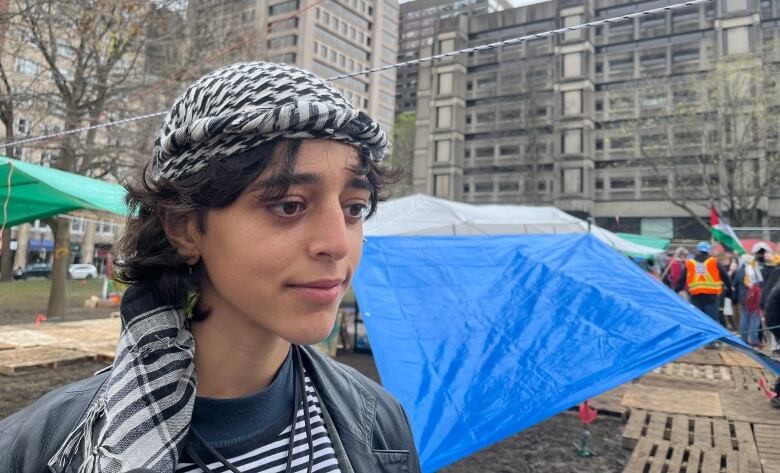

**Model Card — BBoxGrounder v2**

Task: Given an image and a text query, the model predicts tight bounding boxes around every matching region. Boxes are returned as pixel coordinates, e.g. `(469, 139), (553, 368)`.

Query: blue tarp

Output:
(352, 234), (780, 472)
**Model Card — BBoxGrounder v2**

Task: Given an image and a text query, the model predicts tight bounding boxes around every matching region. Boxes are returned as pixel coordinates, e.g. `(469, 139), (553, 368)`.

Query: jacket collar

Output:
(299, 345), (377, 448)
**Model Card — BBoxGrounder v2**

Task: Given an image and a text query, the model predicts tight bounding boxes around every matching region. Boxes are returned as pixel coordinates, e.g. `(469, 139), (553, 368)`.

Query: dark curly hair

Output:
(115, 139), (400, 319)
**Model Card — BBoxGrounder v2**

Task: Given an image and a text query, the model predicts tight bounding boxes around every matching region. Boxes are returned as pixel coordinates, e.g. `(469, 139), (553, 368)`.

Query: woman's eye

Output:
(344, 203), (369, 220)
(270, 201), (306, 217)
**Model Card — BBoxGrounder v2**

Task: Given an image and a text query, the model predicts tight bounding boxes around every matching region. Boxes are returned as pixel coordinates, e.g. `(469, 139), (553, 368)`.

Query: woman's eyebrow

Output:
(348, 177), (373, 192)
(248, 172), (320, 193)
(246, 173), (371, 194)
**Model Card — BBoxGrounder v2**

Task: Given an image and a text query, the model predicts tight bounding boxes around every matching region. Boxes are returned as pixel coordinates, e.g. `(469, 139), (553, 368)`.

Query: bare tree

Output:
(620, 55), (780, 231)
(390, 111), (416, 197)
(3, 0), (183, 317)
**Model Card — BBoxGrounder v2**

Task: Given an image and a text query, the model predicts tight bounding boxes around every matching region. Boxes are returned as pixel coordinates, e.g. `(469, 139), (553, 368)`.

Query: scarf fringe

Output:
(48, 399), (107, 473)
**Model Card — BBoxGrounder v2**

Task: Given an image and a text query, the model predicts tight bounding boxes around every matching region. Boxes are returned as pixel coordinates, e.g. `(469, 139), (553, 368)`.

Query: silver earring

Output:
(188, 265), (193, 276)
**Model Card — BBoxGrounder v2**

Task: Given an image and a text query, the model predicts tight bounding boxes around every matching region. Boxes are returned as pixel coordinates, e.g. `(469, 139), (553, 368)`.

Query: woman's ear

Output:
(160, 211), (202, 265)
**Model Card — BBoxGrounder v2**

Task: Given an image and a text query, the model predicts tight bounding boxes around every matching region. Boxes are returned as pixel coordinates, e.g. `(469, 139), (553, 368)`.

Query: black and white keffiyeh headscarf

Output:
(50, 297), (196, 473)
(50, 61), (388, 472)
(152, 61), (388, 182)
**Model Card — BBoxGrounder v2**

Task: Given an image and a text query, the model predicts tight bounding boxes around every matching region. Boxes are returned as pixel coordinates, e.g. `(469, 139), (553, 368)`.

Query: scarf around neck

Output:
(49, 286), (197, 473)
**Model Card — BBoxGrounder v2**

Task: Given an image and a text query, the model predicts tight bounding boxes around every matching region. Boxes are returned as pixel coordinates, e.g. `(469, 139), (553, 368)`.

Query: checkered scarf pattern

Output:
(48, 305), (196, 472)
(152, 62), (388, 182)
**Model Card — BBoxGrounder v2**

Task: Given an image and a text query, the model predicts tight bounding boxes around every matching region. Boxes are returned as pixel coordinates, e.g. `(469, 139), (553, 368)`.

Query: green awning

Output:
(0, 156), (128, 227)
(616, 232), (670, 251)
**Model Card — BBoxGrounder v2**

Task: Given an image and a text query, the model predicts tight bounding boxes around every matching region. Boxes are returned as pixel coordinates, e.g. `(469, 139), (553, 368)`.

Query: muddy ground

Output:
(1, 349), (630, 472)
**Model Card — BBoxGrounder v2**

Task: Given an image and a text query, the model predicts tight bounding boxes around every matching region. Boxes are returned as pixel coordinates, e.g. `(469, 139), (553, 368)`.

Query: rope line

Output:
(0, 0), (713, 150)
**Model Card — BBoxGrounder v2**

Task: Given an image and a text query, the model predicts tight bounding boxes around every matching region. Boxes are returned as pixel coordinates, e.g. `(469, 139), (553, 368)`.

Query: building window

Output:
(476, 111), (494, 124)
(436, 106), (452, 128)
(269, 0), (298, 16)
(437, 72), (453, 95)
(725, 26), (751, 55)
(562, 168), (582, 193)
(439, 38), (455, 54)
(475, 147), (494, 158)
(16, 117), (28, 134)
(14, 57), (37, 76)
(476, 75), (497, 90)
(70, 218), (84, 233)
(610, 177), (635, 189)
(563, 15), (583, 41)
(267, 34), (297, 49)
(642, 176), (669, 188)
(435, 140), (451, 163)
(609, 52), (634, 78)
(474, 182), (493, 193)
(562, 53), (582, 78)
(433, 175), (450, 197)
(562, 129), (583, 154)
(562, 90), (582, 116)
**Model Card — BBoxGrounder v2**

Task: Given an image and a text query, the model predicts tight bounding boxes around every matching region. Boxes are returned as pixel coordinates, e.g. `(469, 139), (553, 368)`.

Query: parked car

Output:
(68, 264), (99, 280)
(14, 263), (53, 280)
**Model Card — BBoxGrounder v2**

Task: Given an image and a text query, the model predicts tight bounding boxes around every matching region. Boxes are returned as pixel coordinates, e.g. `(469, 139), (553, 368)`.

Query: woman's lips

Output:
(287, 279), (344, 304)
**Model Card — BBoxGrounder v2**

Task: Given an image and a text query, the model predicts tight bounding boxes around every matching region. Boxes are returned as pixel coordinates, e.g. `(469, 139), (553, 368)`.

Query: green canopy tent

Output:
(0, 156), (128, 227)
(616, 232), (671, 253)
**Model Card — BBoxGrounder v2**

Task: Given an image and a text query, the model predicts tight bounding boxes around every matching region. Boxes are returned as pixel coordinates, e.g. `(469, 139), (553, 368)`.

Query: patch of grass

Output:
(0, 278), (107, 313)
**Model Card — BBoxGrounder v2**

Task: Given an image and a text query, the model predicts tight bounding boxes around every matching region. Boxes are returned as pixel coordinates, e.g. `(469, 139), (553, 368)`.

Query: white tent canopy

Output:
(366, 194), (663, 258)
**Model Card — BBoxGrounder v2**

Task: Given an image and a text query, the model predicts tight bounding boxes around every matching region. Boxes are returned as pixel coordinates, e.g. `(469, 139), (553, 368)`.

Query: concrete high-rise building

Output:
(411, 0), (780, 239)
(187, 0), (400, 136)
(396, 0), (512, 113)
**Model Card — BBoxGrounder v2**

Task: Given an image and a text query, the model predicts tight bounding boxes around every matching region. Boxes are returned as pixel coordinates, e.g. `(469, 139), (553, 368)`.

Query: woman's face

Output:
(193, 139), (371, 345)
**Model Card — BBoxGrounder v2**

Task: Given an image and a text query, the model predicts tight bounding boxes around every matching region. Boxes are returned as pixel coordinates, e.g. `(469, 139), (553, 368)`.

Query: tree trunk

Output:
(82, 220), (96, 264)
(46, 217), (71, 320)
(0, 227), (12, 281)
(13, 223), (29, 270)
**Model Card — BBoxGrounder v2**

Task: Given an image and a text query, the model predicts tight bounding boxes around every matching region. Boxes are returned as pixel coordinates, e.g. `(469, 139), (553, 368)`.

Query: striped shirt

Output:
(176, 375), (342, 473)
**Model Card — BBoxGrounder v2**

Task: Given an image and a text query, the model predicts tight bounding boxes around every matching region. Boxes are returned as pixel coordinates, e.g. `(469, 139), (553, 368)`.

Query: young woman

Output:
(0, 62), (421, 473)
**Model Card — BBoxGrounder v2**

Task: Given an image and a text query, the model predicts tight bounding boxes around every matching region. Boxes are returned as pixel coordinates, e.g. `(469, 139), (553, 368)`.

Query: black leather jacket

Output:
(0, 345), (421, 472)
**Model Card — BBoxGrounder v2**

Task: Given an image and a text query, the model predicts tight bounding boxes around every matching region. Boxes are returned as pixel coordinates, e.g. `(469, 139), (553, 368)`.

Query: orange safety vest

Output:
(686, 257), (723, 295)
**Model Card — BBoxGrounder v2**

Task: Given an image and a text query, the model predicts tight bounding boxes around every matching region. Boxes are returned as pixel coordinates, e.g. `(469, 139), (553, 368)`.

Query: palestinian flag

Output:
(711, 206), (746, 254)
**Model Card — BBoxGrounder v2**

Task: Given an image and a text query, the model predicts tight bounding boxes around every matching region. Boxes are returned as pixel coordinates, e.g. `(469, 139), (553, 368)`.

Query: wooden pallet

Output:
(0, 346), (93, 375)
(730, 365), (777, 392)
(73, 341), (119, 362)
(638, 373), (733, 392)
(754, 424), (780, 473)
(721, 351), (764, 369)
(623, 437), (761, 473)
(721, 390), (780, 425)
(675, 349), (726, 366)
(622, 385), (723, 417)
(590, 385), (630, 417)
(622, 410), (762, 473)
(653, 363), (733, 382)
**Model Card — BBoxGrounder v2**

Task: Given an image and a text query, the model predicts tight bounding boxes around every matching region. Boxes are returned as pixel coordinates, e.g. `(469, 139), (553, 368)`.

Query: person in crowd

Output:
(753, 242), (775, 282)
(721, 253), (739, 330)
(641, 255), (661, 280)
(0, 62), (421, 473)
(675, 242), (732, 335)
(662, 246), (688, 293)
(760, 273), (780, 406)
(735, 253), (763, 347)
